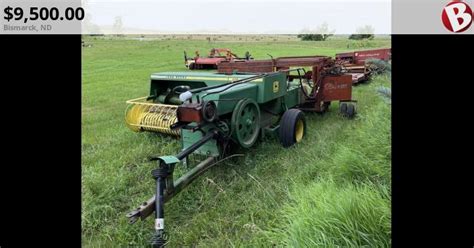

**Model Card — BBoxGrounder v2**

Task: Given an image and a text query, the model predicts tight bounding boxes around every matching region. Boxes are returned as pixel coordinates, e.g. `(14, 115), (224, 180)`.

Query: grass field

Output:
(82, 35), (391, 247)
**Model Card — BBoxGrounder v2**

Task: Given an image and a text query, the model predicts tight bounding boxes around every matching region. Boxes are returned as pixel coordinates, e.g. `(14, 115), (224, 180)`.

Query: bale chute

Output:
(125, 97), (180, 136)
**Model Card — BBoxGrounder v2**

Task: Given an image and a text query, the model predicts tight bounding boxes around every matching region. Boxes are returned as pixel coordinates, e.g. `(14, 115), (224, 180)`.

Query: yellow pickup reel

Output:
(125, 97), (179, 136)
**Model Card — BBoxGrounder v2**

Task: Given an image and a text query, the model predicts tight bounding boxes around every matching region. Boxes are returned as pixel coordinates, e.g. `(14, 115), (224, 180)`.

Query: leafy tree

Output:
(349, 25), (375, 40)
(298, 34), (325, 41)
(298, 22), (335, 41)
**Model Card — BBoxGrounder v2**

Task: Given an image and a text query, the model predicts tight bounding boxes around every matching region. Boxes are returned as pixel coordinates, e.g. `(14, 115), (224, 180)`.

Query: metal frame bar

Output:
(126, 156), (216, 223)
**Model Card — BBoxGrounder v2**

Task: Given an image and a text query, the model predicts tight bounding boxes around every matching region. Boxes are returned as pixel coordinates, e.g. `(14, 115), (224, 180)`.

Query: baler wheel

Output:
(279, 109), (306, 148)
(231, 99), (261, 148)
(346, 104), (356, 118)
(340, 102), (347, 115)
(339, 102), (356, 118)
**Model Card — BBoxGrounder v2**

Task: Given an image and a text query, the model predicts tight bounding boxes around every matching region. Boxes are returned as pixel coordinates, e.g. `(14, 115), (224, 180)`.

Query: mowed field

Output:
(82, 35), (391, 247)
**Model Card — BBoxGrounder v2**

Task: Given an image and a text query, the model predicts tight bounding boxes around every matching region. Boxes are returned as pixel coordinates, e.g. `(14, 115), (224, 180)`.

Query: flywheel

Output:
(231, 98), (260, 148)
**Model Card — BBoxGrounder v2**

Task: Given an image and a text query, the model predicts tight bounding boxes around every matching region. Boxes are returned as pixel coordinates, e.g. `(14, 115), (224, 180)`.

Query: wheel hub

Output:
(231, 99), (260, 148)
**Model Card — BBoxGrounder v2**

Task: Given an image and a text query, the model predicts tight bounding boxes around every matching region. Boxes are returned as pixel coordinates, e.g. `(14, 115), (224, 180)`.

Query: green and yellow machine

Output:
(126, 71), (303, 146)
(125, 64), (356, 247)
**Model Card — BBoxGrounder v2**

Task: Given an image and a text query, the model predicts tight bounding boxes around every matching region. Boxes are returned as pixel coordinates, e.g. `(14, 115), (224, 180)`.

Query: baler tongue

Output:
(125, 97), (180, 136)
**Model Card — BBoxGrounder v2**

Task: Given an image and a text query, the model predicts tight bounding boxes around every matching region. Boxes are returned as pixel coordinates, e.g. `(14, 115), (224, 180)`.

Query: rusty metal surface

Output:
(342, 64), (366, 73)
(177, 103), (203, 123)
(217, 56), (355, 112)
(353, 48), (391, 64)
(194, 57), (227, 65)
(217, 60), (274, 74)
(336, 48), (391, 65)
(274, 55), (332, 67)
(349, 73), (367, 84)
(187, 48), (252, 69)
(335, 52), (355, 61)
(320, 74), (353, 101)
(335, 48), (392, 83)
(217, 55), (333, 74)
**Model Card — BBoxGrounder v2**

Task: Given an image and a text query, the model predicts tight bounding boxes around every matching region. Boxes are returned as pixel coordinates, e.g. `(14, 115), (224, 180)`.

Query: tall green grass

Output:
(272, 76), (391, 247)
(328, 101), (391, 185)
(278, 179), (390, 247)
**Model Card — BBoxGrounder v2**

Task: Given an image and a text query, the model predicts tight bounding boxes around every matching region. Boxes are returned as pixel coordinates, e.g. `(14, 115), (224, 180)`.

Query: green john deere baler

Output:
(125, 67), (356, 247)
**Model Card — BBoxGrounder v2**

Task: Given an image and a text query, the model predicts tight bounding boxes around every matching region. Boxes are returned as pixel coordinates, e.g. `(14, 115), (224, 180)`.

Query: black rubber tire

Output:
(188, 63), (195, 70)
(340, 102), (347, 115)
(279, 109), (306, 148)
(346, 104), (356, 118)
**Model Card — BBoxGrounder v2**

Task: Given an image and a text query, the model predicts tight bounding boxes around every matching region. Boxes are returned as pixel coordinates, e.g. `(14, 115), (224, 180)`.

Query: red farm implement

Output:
(184, 48), (252, 70)
(335, 48), (392, 83)
(218, 55), (356, 113)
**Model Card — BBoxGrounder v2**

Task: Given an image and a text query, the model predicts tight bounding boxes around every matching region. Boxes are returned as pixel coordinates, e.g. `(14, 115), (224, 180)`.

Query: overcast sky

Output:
(85, 0), (391, 34)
